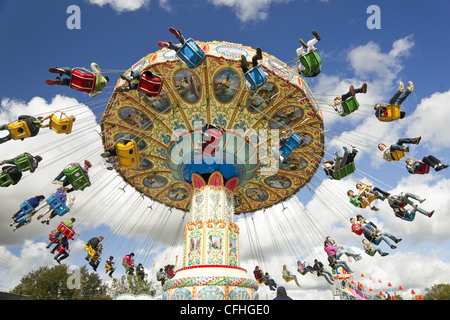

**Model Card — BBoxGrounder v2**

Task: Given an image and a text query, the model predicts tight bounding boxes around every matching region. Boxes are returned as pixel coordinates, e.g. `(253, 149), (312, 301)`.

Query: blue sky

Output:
(1, 0), (450, 300)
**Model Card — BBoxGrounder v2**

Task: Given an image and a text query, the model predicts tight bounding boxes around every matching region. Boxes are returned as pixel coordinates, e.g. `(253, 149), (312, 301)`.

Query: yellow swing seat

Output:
(388, 149), (406, 162)
(359, 194), (376, 209)
(84, 244), (96, 258)
(7, 121), (31, 140)
(116, 140), (140, 169)
(49, 113), (74, 134)
(377, 104), (401, 122)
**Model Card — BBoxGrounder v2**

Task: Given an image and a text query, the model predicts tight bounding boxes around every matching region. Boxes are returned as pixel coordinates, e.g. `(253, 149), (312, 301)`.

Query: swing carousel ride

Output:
(3, 27), (429, 301)
(100, 39), (325, 300)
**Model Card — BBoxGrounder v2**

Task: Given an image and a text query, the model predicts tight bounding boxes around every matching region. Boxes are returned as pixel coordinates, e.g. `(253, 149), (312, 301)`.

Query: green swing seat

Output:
(14, 153), (35, 172)
(298, 49), (322, 77)
(365, 249), (377, 257)
(0, 172), (13, 187)
(63, 164), (91, 191)
(331, 162), (356, 180)
(339, 96), (360, 117)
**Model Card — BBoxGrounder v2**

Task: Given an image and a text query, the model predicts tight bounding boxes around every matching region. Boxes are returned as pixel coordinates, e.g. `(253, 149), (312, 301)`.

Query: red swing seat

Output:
(414, 163), (430, 174)
(137, 71), (163, 97)
(56, 245), (67, 254)
(202, 127), (223, 157)
(69, 69), (97, 93)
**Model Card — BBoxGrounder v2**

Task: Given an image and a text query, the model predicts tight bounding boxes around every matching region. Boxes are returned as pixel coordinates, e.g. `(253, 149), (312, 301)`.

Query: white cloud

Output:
(404, 90), (450, 153)
(207, 0), (292, 22)
(88, 0), (171, 13)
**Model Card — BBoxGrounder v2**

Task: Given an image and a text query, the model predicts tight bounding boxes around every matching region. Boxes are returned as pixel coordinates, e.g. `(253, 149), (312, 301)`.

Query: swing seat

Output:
(19, 200), (35, 215)
(122, 260), (133, 271)
(16, 213), (28, 224)
(84, 244), (96, 258)
(279, 132), (302, 159)
(298, 49), (322, 77)
(377, 104), (401, 122)
(201, 127), (223, 157)
(116, 141), (140, 169)
(0, 172), (13, 187)
(46, 193), (70, 216)
(49, 232), (58, 243)
(359, 194), (376, 209)
(7, 121), (31, 140)
(137, 71), (163, 97)
(176, 38), (206, 69)
(414, 163), (430, 175)
(69, 69), (96, 93)
(331, 162), (356, 180)
(388, 150), (406, 162)
(283, 276), (294, 283)
(365, 249), (377, 257)
(105, 262), (113, 272)
(244, 65), (268, 91)
(13, 153), (34, 172)
(56, 245), (67, 254)
(57, 221), (76, 239)
(49, 113), (74, 134)
(63, 164), (91, 191)
(339, 96), (360, 117)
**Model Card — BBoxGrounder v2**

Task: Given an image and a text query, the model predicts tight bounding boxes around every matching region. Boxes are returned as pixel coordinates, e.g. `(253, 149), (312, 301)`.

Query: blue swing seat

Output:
(176, 38), (206, 69)
(279, 132), (302, 159)
(244, 65), (268, 91)
(20, 201), (35, 215)
(46, 193), (70, 216)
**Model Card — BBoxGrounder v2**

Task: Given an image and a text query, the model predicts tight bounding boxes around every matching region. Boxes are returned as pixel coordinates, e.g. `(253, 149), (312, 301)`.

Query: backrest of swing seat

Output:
(116, 141), (140, 169)
(63, 164), (91, 190)
(340, 96), (360, 117)
(16, 214), (27, 224)
(57, 222), (75, 239)
(359, 195), (376, 209)
(138, 72), (163, 97)
(299, 49), (322, 76)
(49, 232), (58, 243)
(244, 65), (268, 91)
(0, 172), (13, 187)
(389, 150), (405, 162)
(69, 69), (96, 93)
(46, 194), (70, 216)
(417, 163), (430, 174)
(56, 245), (67, 254)
(14, 153), (34, 172)
(84, 244), (96, 257)
(20, 201), (34, 215)
(279, 133), (302, 158)
(378, 104), (401, 122)
(331, 162), (356, 180)
(177, 38), (206, 69)
(49, 114), (74, 134)
(7, 120), (31, 140)
(105, 262), (112, 271)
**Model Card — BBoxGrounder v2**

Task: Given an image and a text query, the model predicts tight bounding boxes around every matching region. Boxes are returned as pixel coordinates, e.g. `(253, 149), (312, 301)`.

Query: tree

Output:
(108, 274), (156, 298)
(423, 283), (450, 300)
(11, 264), (110, 300)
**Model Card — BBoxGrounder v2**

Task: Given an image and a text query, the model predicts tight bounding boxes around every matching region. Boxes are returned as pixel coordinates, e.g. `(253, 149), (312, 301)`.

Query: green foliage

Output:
(107, 274), (156, 298)
(10, 264), (110, 300)
(423, 283), (450, 300)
